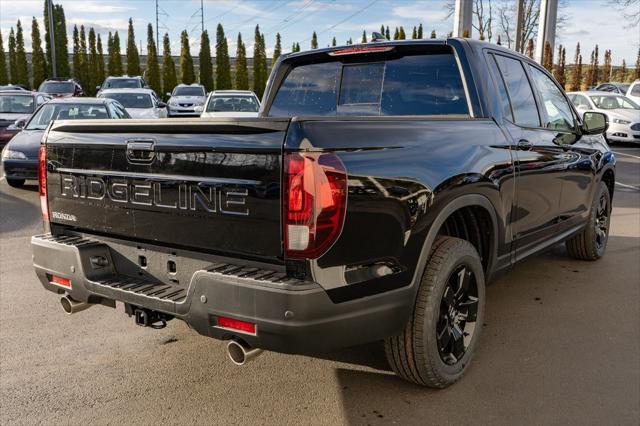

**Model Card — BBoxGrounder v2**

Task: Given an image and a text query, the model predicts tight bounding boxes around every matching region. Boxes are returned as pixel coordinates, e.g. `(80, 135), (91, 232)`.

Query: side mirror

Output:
(158, 102), (167, 108)
(194, 105), (204, 113)
(8, 118), (26, 130)
(166, 92), (171, 97)
(581, 111), (608, 135)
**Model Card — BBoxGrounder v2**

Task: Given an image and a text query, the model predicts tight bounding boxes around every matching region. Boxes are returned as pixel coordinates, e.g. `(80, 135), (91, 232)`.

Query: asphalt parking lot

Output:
(0, 145), (638, 426)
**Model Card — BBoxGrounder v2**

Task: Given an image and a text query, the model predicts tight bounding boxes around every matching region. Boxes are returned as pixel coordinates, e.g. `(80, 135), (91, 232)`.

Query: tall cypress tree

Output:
(72, 26), (81, 82)
(332, 37), (337, 47)
(111, 32), (123, 75)
(618, 60), (627, 82)
(235, 33), (248, 90)
(253, 25), (265, 98)
(602, 49), (612, 82)
(385, 26), (390, 40)
(126, 18), (140, 76)
(635, 49), (640, 80)
(179, 30), (195, 84)
(542, 41), (553, 73)
(44, 2), (69, 77)
(31, 17), (47, 89)
(87, 28), (98, 95)
(198, 29), (213, 92)
(311, 31), (318, 49)
(418, 23), (423, 39)
(399, 26), (406, 40)
(411, 26), (417, 39)
(161, 33), (177, 95)
(570, 43), (583, 92)
(260, 33), (268, 80)
(272, 33), (282, 64)
(0, 32), (7, 85)
(430, 30), (437, 39)
(361, 30), (367, 43)
(393, 27), (399, 40)
(380, 25), (385, 36)
(215, 24), (231, 90)
(8, 29), (16, 84)
(79, 25), (89, 88)
(96, 34), (105, 85)
(146, 23), (162, 94)
(525, 39), (534, 58)
(15, 21), (29, 87)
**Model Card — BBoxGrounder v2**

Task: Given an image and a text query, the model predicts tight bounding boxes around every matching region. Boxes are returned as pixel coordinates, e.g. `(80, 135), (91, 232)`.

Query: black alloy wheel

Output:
(436, 264), (479, 365)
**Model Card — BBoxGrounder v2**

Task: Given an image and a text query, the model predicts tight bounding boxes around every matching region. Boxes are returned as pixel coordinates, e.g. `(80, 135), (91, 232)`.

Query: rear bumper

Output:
(31, 233), (412, 354)
(2, 159), (38, 179)
(167, 107), (200, 117)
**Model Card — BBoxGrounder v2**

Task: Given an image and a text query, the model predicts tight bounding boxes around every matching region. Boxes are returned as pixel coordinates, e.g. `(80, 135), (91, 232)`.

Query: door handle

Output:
(517, 139), (533, 150)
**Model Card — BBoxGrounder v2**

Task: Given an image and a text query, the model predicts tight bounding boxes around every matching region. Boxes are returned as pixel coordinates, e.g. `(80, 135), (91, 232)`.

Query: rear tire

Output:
(6, 178), (25, 188)
(566, 182), (611, 260)
(385, 236), (485, 388)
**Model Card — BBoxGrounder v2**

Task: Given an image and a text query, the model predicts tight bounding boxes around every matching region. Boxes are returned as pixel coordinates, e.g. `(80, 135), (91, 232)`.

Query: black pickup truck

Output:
(32, 38), (615, 388)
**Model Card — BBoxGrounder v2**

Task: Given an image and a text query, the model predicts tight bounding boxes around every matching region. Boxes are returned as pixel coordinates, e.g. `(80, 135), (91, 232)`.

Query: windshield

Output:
(104, 78), (142, 89)
(206, 96), (259, 112)
(0, 95), (34, 113)
(39, 82), (75, 93)
(173, 86), (205, 97)
(590, 95), (640, 110)
(26, 103), (110, 130)
(102, 93), (153, 108)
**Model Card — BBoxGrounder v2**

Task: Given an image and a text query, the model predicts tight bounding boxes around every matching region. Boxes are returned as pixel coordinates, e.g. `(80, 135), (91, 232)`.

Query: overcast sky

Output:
(0, 0), (638, 66)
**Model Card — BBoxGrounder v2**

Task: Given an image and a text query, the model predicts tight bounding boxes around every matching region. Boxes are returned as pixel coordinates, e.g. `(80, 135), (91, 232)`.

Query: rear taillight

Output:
(284, 152), (347, 259)
(38, 145), (49, 221)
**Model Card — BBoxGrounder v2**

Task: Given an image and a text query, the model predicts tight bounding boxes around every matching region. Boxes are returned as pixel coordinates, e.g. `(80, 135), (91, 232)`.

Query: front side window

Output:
(493, 55), (540, 127)
(0, 95), (35, 113)
(528, 65), (575, 131)
(269, 49), (468, 117)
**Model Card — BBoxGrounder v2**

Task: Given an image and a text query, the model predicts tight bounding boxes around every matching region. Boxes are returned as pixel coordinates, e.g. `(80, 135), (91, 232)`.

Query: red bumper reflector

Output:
(217, 316), (256, 335)
(51, 275), (71, 288)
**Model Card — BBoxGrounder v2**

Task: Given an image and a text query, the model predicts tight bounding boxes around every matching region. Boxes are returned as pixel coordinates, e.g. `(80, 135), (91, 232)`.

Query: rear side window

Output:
(269, 50), (468, 117)
(493, 55), (540, 127)
(487, 54), (513, 121)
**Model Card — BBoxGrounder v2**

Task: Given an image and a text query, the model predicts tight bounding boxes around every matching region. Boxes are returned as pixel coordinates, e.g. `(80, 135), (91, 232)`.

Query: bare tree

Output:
(608, 0), (640, 27)
(444, 0), (494, 41)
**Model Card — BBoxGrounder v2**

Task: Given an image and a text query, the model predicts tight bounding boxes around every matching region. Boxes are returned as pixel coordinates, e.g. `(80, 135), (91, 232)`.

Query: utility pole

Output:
(453, 0), (472, 38)
(535, 0), (558, 64)
(47, 0), (57, 77)
(201, 0), (204, 34)
(156, 0), (160, 52)
(514, 0), (524, 53)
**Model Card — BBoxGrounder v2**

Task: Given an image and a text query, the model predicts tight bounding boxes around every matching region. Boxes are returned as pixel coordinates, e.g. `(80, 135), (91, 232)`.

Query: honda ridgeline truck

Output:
(32, 39), (615, 388)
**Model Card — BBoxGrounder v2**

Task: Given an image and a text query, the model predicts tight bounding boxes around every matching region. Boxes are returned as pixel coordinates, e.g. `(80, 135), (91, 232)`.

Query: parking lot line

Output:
(613, 151), (640, 160)
(615, 181), (640, 191)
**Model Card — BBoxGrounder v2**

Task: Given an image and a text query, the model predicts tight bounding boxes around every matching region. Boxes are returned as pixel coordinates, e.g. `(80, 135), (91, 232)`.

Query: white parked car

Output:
(199, 90), (261, 118)
(626, 80), (640, 105)
(568, 91), (640, 144)
(98, 88), (167, 119)
(167, 84), (206, 117)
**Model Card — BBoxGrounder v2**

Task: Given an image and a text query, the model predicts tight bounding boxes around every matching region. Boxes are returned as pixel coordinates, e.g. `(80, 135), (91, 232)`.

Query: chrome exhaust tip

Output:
(226, 340), (263, 366)
(60, 295), (92, 315)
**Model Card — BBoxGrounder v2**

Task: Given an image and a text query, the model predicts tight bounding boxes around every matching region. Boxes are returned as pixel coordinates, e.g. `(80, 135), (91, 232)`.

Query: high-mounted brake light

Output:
(284, 152), (347, 259)
(328, 46), (394, 56)
(38, 145), (49, 221)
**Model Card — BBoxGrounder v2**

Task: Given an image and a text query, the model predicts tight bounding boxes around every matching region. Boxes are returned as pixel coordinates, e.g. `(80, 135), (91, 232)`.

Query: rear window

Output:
(39, 82), (75, 93)
(268, 49), (468, 117)
(104, 78), (142, 89)
(102, 92), (153, 108)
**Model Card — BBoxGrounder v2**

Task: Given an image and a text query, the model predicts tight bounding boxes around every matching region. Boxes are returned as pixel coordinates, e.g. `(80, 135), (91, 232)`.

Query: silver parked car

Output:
(199, 90), (261, 118)
(99, 88), (167, 119)
(166, 84), (206, 117)
(568, 91), (640, 143)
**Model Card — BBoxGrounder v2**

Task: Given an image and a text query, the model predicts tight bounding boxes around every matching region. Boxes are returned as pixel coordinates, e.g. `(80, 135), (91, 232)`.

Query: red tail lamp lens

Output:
(284, 152), (347, 259)
(38, 145), (49, 221)
(51, 275), (71, 288)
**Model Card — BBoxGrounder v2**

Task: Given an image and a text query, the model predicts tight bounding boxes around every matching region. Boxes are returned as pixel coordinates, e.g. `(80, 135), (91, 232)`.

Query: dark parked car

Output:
(0, 91), (51, 147)
(38, 78), (85, 98)
(32, 38), (614, 388)
(2, 97), (129, 188)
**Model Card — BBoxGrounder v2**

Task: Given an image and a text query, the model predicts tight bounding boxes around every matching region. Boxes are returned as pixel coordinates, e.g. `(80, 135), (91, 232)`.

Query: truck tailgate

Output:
(44, 119), (289, 259)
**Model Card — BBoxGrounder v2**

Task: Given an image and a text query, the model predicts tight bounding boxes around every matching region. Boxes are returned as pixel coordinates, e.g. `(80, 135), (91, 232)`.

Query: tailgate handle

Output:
(126, 140), (156, 164)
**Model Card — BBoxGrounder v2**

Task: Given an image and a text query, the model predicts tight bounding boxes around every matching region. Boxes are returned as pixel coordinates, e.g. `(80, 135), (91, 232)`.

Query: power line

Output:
(308, 0), (380, 40)
(264, 0), (315, 35)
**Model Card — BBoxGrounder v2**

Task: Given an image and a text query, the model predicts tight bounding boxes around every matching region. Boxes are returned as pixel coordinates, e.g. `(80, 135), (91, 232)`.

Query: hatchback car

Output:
(99, 88), (167, 119)
(568, 91), (640, 143)
(166, 84), (206, 117)
(0, 91), (51, 147)
(199, 90), (261, 118)
(38, 78), (85, 98)
(1, 98), (129, 188)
